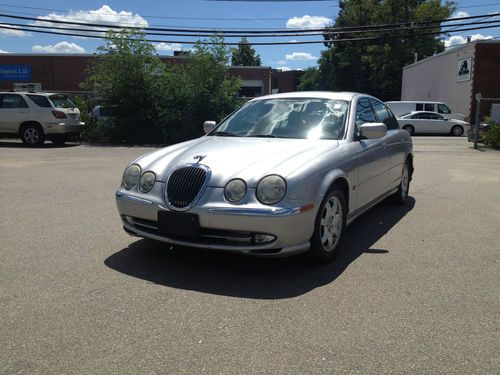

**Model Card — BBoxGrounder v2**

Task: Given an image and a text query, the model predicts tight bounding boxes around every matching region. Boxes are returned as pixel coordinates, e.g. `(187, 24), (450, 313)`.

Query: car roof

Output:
(399, 111), (441, 117)
(248, 91), (367, 102)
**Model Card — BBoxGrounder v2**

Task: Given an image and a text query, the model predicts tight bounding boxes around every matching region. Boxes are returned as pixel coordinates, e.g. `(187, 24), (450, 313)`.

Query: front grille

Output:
(166, 166), (207, 209)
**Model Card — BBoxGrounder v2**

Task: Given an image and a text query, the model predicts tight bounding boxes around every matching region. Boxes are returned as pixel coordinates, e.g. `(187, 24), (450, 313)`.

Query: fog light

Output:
(253, 234), (276, 244)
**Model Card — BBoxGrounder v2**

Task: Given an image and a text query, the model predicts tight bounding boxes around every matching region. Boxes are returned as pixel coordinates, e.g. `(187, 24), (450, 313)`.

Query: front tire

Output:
(20, 123), (45, 146)
(309, 187), (346, 263)
(393, 159), (411, 205)
(450, 125), (464, 137)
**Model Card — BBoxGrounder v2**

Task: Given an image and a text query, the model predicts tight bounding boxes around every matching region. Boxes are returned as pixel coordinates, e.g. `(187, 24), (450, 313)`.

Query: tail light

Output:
(52, 110), (67, 119)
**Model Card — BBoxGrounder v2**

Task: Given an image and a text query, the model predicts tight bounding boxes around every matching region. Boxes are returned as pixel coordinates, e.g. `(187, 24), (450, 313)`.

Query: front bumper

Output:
(115, 187), (316, 257)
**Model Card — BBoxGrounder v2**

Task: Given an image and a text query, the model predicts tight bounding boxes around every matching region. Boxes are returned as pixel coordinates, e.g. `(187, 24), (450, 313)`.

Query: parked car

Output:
(115, 92), (414, 262)
(397, 111), (469, 136)
(0, 92), (84, 146)
(386, 101), (465, 121)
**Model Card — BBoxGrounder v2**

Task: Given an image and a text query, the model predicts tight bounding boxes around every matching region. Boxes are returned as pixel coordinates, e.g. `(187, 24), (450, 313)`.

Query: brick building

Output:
(401, 40), (500, 122)
(0, 53), (301, 97)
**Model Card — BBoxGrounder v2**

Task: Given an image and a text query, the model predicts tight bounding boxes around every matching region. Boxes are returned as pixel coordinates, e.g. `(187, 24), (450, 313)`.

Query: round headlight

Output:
(122, 164), (141, 190)
(139, 171), (156, 193)
(225, 179), (247, 203)
(256, 175), (286, 205)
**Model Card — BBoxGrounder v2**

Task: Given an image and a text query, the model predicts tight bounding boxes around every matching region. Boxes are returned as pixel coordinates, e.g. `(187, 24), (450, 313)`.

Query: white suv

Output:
(0, 92), (85, 146)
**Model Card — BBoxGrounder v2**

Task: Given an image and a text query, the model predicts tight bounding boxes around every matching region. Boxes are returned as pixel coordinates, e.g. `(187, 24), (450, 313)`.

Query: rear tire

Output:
(309, 186), (347, 263)
(402, 125), (414, 136)
(20, 123), (45, 146)
(450, 125), (464, 137)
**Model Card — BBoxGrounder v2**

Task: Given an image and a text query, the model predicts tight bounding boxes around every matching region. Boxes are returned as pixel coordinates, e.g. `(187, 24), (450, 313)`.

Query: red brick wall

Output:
(470, 43), (500, 121)
(0, 54), (272, 95)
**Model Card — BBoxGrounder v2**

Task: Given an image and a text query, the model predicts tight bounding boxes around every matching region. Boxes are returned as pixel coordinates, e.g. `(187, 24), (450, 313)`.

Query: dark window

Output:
(0, 94), (28, 109)
(371, 99), (399, 130)
(27, 95), (51, 108)
(355, 98), (376, 126)
(437, 104), (451, 114)
(424, 103), (434, 112)
(428, 113), (443, 120)
(416, 103), (423, 111)
(412, 113), (428, 119)
(49, 94), (75, 108)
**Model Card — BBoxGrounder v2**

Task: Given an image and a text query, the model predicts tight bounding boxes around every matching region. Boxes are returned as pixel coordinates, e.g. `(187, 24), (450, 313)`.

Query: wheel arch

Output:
(317, 170), (351, 216)
(19, 120), (44, 135)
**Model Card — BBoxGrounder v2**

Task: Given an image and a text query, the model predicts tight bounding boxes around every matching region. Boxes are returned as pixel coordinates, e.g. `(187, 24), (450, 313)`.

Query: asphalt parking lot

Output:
(0, 137), (499, 374)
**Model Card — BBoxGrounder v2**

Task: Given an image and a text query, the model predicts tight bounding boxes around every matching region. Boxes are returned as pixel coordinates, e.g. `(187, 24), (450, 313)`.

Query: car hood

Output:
(136, 136), (340, 187)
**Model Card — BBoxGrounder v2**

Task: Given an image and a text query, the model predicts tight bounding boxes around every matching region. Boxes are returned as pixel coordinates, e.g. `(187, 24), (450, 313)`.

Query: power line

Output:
(0, 22), (498, 45)
(2, 18), (499, 39)
(0, 11), (498, 34)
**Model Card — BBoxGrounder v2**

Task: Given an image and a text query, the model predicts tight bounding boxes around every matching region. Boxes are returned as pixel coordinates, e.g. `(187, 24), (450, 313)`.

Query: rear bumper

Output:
(44, 122), (85, 135)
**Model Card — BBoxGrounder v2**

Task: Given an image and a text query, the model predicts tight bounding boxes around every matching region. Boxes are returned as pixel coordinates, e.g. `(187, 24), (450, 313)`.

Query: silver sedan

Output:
(116, 92), (414, 262)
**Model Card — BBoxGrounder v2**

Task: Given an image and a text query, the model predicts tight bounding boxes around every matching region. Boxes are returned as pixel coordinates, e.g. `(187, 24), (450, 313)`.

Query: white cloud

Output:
(289, 39), (298, 43)
(444, 33), (493, 47)
(286, 15), (332, 29)
(285, 52), (317, 61)
(449, 11), (470, 19)
(31, 5), (148, 37)
(0, 49), (9, 53)
(276, 60), (287, 65)
(32, 41), (86, 54)
(0, 24), (31, 37)
(155, 43), (183, 52)
(277, 66), (292, 71)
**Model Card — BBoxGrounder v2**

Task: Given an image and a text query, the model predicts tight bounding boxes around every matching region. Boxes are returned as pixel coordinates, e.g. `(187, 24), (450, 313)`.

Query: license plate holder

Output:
(158, 211), (200, 238)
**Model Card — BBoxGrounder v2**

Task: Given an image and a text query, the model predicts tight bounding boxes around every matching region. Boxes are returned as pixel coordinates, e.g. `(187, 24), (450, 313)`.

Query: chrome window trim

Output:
(164, 163), (212, 212)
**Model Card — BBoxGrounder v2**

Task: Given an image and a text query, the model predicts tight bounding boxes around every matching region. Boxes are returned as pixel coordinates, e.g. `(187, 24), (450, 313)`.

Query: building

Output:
(0, 53), (303, 98)
(401, 40), (500, 122)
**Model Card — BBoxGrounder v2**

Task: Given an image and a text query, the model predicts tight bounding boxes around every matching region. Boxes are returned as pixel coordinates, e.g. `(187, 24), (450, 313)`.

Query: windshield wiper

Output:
(210, 131), (237, 137)
(247, 134), (281, 138)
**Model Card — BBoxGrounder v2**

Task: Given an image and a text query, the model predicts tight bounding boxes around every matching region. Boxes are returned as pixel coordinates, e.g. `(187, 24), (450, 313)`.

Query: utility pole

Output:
(474, 93), (481, 149)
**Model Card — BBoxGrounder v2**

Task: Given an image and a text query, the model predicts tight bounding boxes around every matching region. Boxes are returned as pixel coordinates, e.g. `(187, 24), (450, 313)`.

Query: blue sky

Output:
(0, 0), (499, 70)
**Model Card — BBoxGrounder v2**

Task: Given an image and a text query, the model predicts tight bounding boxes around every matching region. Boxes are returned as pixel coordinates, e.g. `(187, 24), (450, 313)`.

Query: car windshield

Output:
(211, 98), (349, 140)
(49, 94), (75, 109)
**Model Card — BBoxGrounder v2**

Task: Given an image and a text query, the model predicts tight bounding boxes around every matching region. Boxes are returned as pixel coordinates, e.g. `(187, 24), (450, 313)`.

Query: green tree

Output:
(82, 30), (166, 143)
(231, 37), (262, 66)
(83, 31), (241, 144)
(303, 0), (455, 100)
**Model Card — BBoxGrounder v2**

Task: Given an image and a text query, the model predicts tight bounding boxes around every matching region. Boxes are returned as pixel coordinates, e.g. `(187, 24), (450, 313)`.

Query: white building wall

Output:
(401, 43), (475, 119)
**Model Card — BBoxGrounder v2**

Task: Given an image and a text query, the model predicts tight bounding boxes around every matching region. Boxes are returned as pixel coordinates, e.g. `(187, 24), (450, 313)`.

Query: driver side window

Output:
(354, 98), (376, 136)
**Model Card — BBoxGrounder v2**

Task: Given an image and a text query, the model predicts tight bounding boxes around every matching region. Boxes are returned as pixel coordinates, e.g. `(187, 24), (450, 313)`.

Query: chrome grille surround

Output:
(164, 164), (211, 211)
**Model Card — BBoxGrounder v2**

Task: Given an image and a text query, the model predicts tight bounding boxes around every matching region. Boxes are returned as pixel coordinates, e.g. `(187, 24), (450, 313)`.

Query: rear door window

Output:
(424, 103), (435, 112)
(416, 103), (423, 111)
(371, 99), (399, 130)
(49, 94), (75, 109)
(27, 95), (52, 108)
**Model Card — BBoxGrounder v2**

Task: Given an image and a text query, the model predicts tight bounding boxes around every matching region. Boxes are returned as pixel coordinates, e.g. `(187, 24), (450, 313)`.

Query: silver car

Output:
(397, 111), (469, 136)
(116, 92), (414, 262)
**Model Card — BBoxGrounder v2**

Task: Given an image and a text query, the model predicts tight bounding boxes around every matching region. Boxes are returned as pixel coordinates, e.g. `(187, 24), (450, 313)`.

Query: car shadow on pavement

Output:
(105, 197), (415, 299)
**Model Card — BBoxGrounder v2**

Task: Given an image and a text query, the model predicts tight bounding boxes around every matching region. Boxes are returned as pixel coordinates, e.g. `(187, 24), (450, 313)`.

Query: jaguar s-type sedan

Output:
(116, 92), (414, 262)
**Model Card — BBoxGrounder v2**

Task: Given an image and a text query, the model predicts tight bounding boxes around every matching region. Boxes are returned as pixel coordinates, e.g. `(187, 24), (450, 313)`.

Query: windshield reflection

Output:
(210, 98), (349, 140)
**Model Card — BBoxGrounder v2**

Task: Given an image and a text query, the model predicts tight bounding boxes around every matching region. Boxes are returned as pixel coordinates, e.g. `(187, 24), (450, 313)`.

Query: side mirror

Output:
(203, 121), (216, 134)
(359, 123), (387, 139)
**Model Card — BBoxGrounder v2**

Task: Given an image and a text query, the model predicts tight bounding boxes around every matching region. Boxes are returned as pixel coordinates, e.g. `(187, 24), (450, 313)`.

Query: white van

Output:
(385, 101), (465, 121)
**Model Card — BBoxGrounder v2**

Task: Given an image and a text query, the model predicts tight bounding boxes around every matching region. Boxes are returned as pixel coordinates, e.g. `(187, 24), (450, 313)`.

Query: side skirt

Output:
(346, 188), (398, 226)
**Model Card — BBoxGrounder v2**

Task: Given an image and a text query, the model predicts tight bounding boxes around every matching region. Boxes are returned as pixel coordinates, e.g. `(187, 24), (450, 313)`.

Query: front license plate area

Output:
(158, 211), (200, 238)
